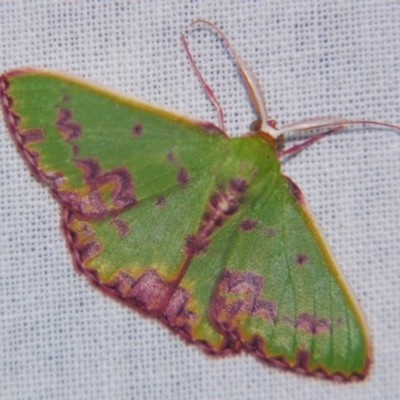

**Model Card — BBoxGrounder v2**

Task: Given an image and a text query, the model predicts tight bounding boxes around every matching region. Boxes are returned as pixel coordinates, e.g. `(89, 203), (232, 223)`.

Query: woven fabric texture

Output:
(1, 1), (399, 399)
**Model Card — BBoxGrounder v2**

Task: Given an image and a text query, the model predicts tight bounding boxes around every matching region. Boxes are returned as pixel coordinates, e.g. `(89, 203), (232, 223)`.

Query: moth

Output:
(2, 20), (397, 381)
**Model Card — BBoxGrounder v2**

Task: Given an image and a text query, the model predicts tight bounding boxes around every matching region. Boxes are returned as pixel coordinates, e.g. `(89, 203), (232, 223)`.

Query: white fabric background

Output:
(1, 1), (399, 399)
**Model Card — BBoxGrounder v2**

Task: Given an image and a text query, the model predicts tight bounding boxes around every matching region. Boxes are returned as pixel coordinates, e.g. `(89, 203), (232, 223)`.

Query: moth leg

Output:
(278, 126), (343, 158)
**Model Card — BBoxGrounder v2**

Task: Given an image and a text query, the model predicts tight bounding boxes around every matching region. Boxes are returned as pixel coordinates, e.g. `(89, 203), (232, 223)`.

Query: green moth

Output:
(2, 20), (396, 382)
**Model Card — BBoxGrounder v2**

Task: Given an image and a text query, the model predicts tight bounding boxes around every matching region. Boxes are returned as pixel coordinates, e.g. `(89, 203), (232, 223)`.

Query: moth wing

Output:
(1, 69), (233, 351)
(194, 169), (371, 380)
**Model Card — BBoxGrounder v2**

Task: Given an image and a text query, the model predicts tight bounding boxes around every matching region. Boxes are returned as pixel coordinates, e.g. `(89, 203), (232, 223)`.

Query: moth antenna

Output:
(185, 20), (400, 148)
(181, 33), (225, 131)
(187, 19), (277, 137)
(276, 116), (400, 157)
(278, 117), (400, 158)
(278, 116), (400, 135)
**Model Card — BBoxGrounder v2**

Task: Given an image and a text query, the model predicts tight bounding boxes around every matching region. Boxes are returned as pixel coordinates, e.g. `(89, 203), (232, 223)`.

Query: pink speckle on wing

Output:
(132, 122), (143, 137)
